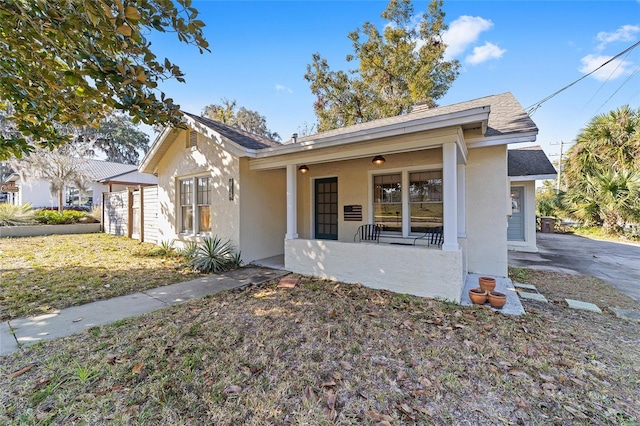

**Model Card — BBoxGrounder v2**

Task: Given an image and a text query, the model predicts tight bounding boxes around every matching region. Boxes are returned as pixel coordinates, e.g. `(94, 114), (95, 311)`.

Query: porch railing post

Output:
(442, 142), (459, 251)
(285, 164), (299, 239)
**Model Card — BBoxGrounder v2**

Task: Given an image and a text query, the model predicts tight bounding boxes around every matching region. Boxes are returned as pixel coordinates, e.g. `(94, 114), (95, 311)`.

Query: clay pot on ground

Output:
(469, 288), (488, 305)
(479, 276), (496, 293)
(488, 291), (507, 309)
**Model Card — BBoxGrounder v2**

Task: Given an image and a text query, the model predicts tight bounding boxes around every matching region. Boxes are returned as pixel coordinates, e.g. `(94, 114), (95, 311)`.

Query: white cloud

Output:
(275, 84), (292, 94)
(442, 16), (493, 59)
(465, 42), (506, 65)
(579, 54), (632, 81)
(596, 24), (640, 49)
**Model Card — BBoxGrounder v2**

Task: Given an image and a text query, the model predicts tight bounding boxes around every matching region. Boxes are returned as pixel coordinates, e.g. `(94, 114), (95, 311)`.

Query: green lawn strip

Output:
(1, 277), (639, 424)
(0, 234), (200, 319)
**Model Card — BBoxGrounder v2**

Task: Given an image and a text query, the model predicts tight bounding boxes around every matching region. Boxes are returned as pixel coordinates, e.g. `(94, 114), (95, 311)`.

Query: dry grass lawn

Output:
(0, 234), (200, 320)
(1, 270), (639, 425)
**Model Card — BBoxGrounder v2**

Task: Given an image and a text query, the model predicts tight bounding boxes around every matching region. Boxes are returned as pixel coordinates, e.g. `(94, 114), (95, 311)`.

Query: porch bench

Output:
(354, 224), (381, 243)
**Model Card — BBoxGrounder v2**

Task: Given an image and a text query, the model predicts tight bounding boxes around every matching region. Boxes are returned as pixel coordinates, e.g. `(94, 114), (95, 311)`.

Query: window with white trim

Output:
(408, 170), (443, 233)
(372, 169), (443, 236)
(373, 173), (402, 233)
(179, 176), (212, 234)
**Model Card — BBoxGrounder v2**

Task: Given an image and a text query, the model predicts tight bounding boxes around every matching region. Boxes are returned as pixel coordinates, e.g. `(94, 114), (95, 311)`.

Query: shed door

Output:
(507, 186), (525, 241)
(315, 177), (338, 240)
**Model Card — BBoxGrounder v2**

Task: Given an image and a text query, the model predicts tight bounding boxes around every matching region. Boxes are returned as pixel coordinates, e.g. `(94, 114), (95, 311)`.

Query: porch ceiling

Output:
(249, 127), (462, 171)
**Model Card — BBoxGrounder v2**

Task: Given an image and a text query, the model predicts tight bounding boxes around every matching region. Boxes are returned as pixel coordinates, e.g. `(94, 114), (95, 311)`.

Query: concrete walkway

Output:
(0, 266), (289, 357)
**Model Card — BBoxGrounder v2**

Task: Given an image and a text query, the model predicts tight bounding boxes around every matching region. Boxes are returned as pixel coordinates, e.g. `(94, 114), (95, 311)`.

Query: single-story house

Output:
(7, 159), (157, 209)
(140, 92), (538, 302)
(507, 146), (557, 253)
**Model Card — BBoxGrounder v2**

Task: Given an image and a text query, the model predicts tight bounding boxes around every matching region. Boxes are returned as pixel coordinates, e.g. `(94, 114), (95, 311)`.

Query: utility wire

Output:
(526, 40), (640, 116)
(592, 62), (640, 115)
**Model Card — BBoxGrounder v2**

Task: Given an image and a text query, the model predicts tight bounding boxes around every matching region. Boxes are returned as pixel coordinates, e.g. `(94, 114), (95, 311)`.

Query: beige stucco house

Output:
(140, 92), (538, 303)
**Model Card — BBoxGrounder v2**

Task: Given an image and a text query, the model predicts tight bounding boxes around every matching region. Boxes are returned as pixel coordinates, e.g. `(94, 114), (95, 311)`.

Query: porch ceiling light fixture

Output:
(372, 155), (386, 165)
(298, 165), (310, 173)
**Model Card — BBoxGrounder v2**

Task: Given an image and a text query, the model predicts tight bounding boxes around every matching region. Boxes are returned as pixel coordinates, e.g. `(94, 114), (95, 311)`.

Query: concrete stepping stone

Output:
(609, 307), (640, 322)
(565, 299), (602, 313)
(514, 282), (538, 291)
(518, 292), (548, 302)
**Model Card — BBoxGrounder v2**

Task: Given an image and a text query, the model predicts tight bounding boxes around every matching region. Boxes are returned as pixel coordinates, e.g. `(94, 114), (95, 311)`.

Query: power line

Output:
(526, 40), (640, 116)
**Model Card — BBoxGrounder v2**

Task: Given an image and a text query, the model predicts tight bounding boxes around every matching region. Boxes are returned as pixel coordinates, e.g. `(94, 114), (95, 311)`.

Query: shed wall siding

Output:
(142, 186), (159, 244)
(103, 190), (129, 236)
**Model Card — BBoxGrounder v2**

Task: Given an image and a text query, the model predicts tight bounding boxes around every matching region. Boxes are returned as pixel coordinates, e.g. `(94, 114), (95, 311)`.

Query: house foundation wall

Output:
(285, 239), (464, 302)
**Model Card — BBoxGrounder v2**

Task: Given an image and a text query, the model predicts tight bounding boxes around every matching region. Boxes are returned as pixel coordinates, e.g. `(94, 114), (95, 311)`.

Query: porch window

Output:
(409, 171), (443, 233)
(373, 173), (402, 233)
(372, 169), (443, 236)
(179, 176), (212, 234)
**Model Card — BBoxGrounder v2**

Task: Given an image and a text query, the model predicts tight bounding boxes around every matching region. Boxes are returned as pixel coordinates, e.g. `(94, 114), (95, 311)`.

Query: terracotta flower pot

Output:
(469, 288), (488, 305)
(488, 291), (507, 309)
(479, 276), (496, 293)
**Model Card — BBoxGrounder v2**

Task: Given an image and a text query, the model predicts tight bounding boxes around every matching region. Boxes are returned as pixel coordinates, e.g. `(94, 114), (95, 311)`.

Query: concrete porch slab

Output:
(460, 274), (525, 315)
(565, 299), (602, 313)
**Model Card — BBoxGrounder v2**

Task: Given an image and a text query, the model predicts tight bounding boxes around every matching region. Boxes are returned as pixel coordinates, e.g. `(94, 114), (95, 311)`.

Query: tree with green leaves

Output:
(8, 145), (92, 213)
(202, 99), (281, 141)
(74, 115), (150, 165)
(304, 0), (459, 132)
(563, 105), (640, 231)
(0, 0), (209, 160)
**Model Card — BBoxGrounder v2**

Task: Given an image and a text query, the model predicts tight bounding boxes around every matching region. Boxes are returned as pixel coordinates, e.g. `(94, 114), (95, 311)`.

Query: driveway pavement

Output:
(509, 232), (640, 301)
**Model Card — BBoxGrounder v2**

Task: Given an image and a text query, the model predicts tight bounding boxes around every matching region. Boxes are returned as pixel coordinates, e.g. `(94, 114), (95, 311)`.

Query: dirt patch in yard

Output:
(1, 275), (638, 425)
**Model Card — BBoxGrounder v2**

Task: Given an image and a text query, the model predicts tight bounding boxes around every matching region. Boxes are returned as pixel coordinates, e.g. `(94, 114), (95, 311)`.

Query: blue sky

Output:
(148, 0), (640, 160)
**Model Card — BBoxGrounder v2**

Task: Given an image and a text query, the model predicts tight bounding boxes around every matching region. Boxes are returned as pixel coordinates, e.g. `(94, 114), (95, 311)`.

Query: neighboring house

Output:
(8, 159), (157, 209)
(140, 92), (538, 302)
(507, 146), (557, 253)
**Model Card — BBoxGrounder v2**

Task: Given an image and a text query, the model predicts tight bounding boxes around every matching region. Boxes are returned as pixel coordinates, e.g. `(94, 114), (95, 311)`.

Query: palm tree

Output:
(563, 106), (640, 231)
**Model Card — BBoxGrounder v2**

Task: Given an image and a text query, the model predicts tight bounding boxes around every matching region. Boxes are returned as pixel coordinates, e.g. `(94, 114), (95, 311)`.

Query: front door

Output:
(315, 177), (338, 240)
(507, 186), (525, 241)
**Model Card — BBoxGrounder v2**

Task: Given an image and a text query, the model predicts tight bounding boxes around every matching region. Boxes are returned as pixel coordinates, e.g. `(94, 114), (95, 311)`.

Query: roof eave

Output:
(509, 173), (557, 181)
(253, 107), (491, 159)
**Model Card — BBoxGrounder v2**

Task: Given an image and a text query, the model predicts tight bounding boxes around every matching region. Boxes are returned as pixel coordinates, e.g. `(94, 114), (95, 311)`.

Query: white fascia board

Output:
(252, 107), (491, 159)
(139, 125), (173, 173)
(466, 132), (538, 148)
(509, 174), (557, 182)
(456, 127), (468, 164)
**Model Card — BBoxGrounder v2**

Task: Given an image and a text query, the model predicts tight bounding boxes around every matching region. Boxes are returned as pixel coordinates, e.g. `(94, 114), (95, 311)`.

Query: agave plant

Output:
(189, 236), (242, 273)
(0, 203), (36, 226)
(180, 241), (199, 259)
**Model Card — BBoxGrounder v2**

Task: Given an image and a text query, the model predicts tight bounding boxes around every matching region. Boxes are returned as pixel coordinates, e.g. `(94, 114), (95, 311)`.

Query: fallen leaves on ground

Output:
(0, 274), (639, 425)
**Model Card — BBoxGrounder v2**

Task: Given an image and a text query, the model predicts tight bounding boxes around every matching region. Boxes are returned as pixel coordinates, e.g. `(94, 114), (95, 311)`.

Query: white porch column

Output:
(285, 164), (298, 239)
(442, 142), (459, 251)
(457, 164), (466, 237)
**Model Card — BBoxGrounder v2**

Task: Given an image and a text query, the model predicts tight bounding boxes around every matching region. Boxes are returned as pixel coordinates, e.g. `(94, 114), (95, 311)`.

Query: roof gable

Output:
(182, 112), (281, 150)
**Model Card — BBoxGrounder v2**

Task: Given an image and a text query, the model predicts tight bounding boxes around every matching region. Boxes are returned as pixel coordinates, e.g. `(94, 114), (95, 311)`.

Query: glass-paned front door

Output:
(315, 177), (338, 240)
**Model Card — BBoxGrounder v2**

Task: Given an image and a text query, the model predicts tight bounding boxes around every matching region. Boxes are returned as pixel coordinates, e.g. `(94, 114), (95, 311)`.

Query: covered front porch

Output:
(249, 122), (476, 303)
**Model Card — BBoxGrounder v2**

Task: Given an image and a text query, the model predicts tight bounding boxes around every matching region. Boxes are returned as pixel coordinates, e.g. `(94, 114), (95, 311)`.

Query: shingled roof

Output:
(182, 112), (281, 150)
(508, 146), (557, 178)
(296, 92), (538, 143)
